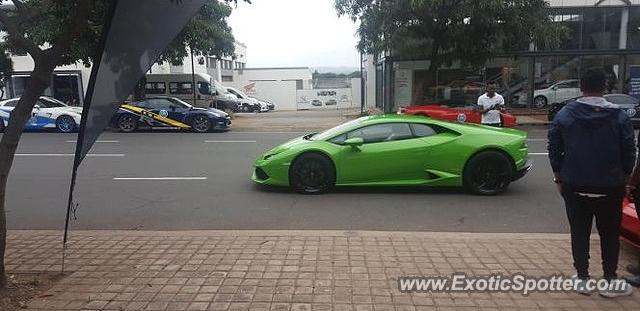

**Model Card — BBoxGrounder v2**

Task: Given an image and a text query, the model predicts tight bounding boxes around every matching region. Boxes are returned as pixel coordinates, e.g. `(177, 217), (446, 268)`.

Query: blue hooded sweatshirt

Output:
(548, 98), (636, 191)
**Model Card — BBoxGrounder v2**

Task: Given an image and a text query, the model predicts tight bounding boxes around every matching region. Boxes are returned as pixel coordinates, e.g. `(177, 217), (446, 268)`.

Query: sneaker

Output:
(571, 274), (594, 295)
(624, 273), (640, 288)
(626, 263), (640, 275)
(598, 279), (634, 298)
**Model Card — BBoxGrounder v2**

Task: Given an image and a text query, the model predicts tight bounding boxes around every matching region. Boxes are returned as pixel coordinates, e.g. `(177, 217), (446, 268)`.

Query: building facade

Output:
(363, 0), (640, 112)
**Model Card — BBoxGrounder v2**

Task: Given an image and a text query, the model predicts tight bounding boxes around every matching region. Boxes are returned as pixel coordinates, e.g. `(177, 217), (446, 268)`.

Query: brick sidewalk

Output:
(6, 230), (640, 310)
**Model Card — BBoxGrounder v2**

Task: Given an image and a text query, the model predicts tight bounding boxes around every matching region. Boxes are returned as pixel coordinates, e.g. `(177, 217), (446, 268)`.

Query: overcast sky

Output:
(228, 0), (361, 68)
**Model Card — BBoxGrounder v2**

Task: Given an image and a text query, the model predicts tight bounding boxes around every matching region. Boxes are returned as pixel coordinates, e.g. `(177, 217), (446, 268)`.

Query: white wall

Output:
(297, 88), (356, 110)
(236, 80), (298, 110)
(228, 67), (314, 110)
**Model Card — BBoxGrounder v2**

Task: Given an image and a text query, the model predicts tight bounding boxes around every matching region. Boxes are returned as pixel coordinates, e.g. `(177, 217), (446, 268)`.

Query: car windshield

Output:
(212, 80), (230, 94)
(168, 97), (193, 109)
(310, 118), (364, 141)
(231, 88), (249, 98)
(40, 97), (68, 108)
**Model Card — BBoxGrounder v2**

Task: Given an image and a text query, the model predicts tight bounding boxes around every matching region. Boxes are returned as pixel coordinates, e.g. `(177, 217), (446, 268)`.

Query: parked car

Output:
(252, 114), (530, 195)
(311, 99), (322, 107)
(622, 199), (640, 249)
(399, 103), (518, 128)
(260, 100), (275, 111)
(0, 96), (82, 133)
(145, 73), (240, 111)
(110, 96), (230, 133)
(226, 87), (266, 112)
(325, 99), (337, 106)
(548, 94), (640, 126)
(531, 79), (582, 108)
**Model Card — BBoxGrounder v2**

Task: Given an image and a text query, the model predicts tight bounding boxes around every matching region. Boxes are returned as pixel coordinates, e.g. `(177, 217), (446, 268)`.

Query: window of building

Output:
(169, 82), (193, 94)
(206, 57), (217, 69)
(296, 80), (303, 90)
(145, 82), (166, 94)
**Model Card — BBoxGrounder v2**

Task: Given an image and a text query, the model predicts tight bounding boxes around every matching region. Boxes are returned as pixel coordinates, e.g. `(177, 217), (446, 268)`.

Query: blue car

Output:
(110, 96), (231, 132)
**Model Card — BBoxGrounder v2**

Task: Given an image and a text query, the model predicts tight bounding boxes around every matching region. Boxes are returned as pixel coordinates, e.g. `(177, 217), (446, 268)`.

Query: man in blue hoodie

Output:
(548, 68), (636, 297)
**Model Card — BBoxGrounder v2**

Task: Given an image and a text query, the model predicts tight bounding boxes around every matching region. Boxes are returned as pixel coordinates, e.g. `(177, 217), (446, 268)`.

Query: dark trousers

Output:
(562, 185), (624, 279)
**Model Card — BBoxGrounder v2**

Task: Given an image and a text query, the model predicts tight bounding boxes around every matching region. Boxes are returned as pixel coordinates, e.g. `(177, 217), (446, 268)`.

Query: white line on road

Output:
(65, 140), (120, 143)
(204, 140), (257, 143)
(113, 177), (208, 181)
(529, 153), (548, 156)
(16, 153), (125, 157)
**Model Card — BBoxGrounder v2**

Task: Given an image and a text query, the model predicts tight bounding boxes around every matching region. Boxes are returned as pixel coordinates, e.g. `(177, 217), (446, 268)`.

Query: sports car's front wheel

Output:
(463, 151), (513, 195)
(191, 115), (210, 133)
(289, 153), (335, 194)
(56, 115), (76, 133)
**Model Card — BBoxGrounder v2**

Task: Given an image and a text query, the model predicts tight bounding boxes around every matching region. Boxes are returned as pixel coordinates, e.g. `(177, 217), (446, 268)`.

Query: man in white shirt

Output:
(477, 81), (505, 127)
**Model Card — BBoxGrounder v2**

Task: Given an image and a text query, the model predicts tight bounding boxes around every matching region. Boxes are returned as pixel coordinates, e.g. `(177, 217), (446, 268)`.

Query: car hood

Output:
(192, 107), (228, 118)
(263, 136), (311, 157)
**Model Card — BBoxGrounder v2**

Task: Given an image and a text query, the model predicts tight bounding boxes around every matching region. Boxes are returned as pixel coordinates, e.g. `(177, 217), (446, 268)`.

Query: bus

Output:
(144, 73), (239, 111)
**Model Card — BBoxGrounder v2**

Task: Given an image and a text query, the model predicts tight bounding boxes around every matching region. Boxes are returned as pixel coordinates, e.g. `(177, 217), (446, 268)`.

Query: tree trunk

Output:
(0, 61), (55, 290)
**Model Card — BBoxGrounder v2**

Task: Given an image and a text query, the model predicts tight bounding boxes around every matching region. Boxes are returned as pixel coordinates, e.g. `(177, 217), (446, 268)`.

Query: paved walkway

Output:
(6, 230), (640, 310)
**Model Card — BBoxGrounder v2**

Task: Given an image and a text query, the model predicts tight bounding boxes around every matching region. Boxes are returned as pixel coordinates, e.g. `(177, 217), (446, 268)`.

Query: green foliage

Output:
(335, 0), (567, 69)
(0, 0), (241, 67)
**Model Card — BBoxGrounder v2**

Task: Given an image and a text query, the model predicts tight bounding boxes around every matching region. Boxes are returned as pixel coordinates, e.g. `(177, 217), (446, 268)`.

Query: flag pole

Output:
(62, 0), (119, 274)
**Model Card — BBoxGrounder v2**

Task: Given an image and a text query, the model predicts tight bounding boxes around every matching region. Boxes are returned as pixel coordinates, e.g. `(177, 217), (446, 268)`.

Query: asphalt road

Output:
(2, 126), (566, 233)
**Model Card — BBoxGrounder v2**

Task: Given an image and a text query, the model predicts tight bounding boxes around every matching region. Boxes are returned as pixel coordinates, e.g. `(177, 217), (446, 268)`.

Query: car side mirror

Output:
(344, 137), (364, 148)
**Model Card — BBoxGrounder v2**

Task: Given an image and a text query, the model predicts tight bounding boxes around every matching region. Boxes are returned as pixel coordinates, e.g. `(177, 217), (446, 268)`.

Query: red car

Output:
(399, 104), (518, 128)
(622, 199), (640, 249)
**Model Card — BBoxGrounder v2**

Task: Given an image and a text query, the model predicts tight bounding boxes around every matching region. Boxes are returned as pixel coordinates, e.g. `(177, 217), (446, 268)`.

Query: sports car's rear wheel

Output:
(191, 115), (210, 133)
(56, 115), (76, 133)
(290, 153), (335, 194)
(118, 114), (138, 133)
(463, 151), (513, 195)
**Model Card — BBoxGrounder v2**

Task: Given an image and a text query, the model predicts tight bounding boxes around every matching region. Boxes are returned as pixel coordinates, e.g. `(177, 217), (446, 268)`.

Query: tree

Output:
(0, 0), (244, 289)
(335, 0), (566, 81)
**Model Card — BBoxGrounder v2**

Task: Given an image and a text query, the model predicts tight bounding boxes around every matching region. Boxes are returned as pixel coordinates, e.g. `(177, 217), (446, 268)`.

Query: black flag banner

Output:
(63, 0), (207, 266)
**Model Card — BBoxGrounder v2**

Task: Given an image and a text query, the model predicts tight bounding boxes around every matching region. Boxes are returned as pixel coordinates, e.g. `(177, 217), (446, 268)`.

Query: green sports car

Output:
(252, 114), (531, 195)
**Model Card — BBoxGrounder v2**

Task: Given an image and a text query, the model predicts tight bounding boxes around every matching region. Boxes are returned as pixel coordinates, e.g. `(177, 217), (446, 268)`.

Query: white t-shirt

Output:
(477, 93), (505, 124)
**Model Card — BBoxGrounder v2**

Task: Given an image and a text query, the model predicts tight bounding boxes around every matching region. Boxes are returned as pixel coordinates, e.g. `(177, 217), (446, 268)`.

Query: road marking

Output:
(204, 140), (257, 143)
(65, 140), (120, 143)
(16, 153), (125, 157)
(529, 153), (548, 156)
(113, 177), (208, 181)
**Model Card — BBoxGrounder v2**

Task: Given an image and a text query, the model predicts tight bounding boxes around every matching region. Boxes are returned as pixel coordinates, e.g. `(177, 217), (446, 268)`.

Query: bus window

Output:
(145, 82), (166, 94)
(198, 82), (212, 95)
(169, 82), (193, 94)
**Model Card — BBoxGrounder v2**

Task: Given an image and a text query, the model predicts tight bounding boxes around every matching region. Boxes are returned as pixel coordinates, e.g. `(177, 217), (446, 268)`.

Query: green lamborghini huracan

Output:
(252, 114), (531, 195)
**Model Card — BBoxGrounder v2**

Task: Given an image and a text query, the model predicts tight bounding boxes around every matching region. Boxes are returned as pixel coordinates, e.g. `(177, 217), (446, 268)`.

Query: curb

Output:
(8, 229), (570, 240)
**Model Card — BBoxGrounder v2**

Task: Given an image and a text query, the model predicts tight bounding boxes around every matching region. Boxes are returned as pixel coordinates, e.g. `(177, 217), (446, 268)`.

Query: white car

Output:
(226, 87), (268, 112)
(532, 80), (582, 108)
(0, 96), (82, 133)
